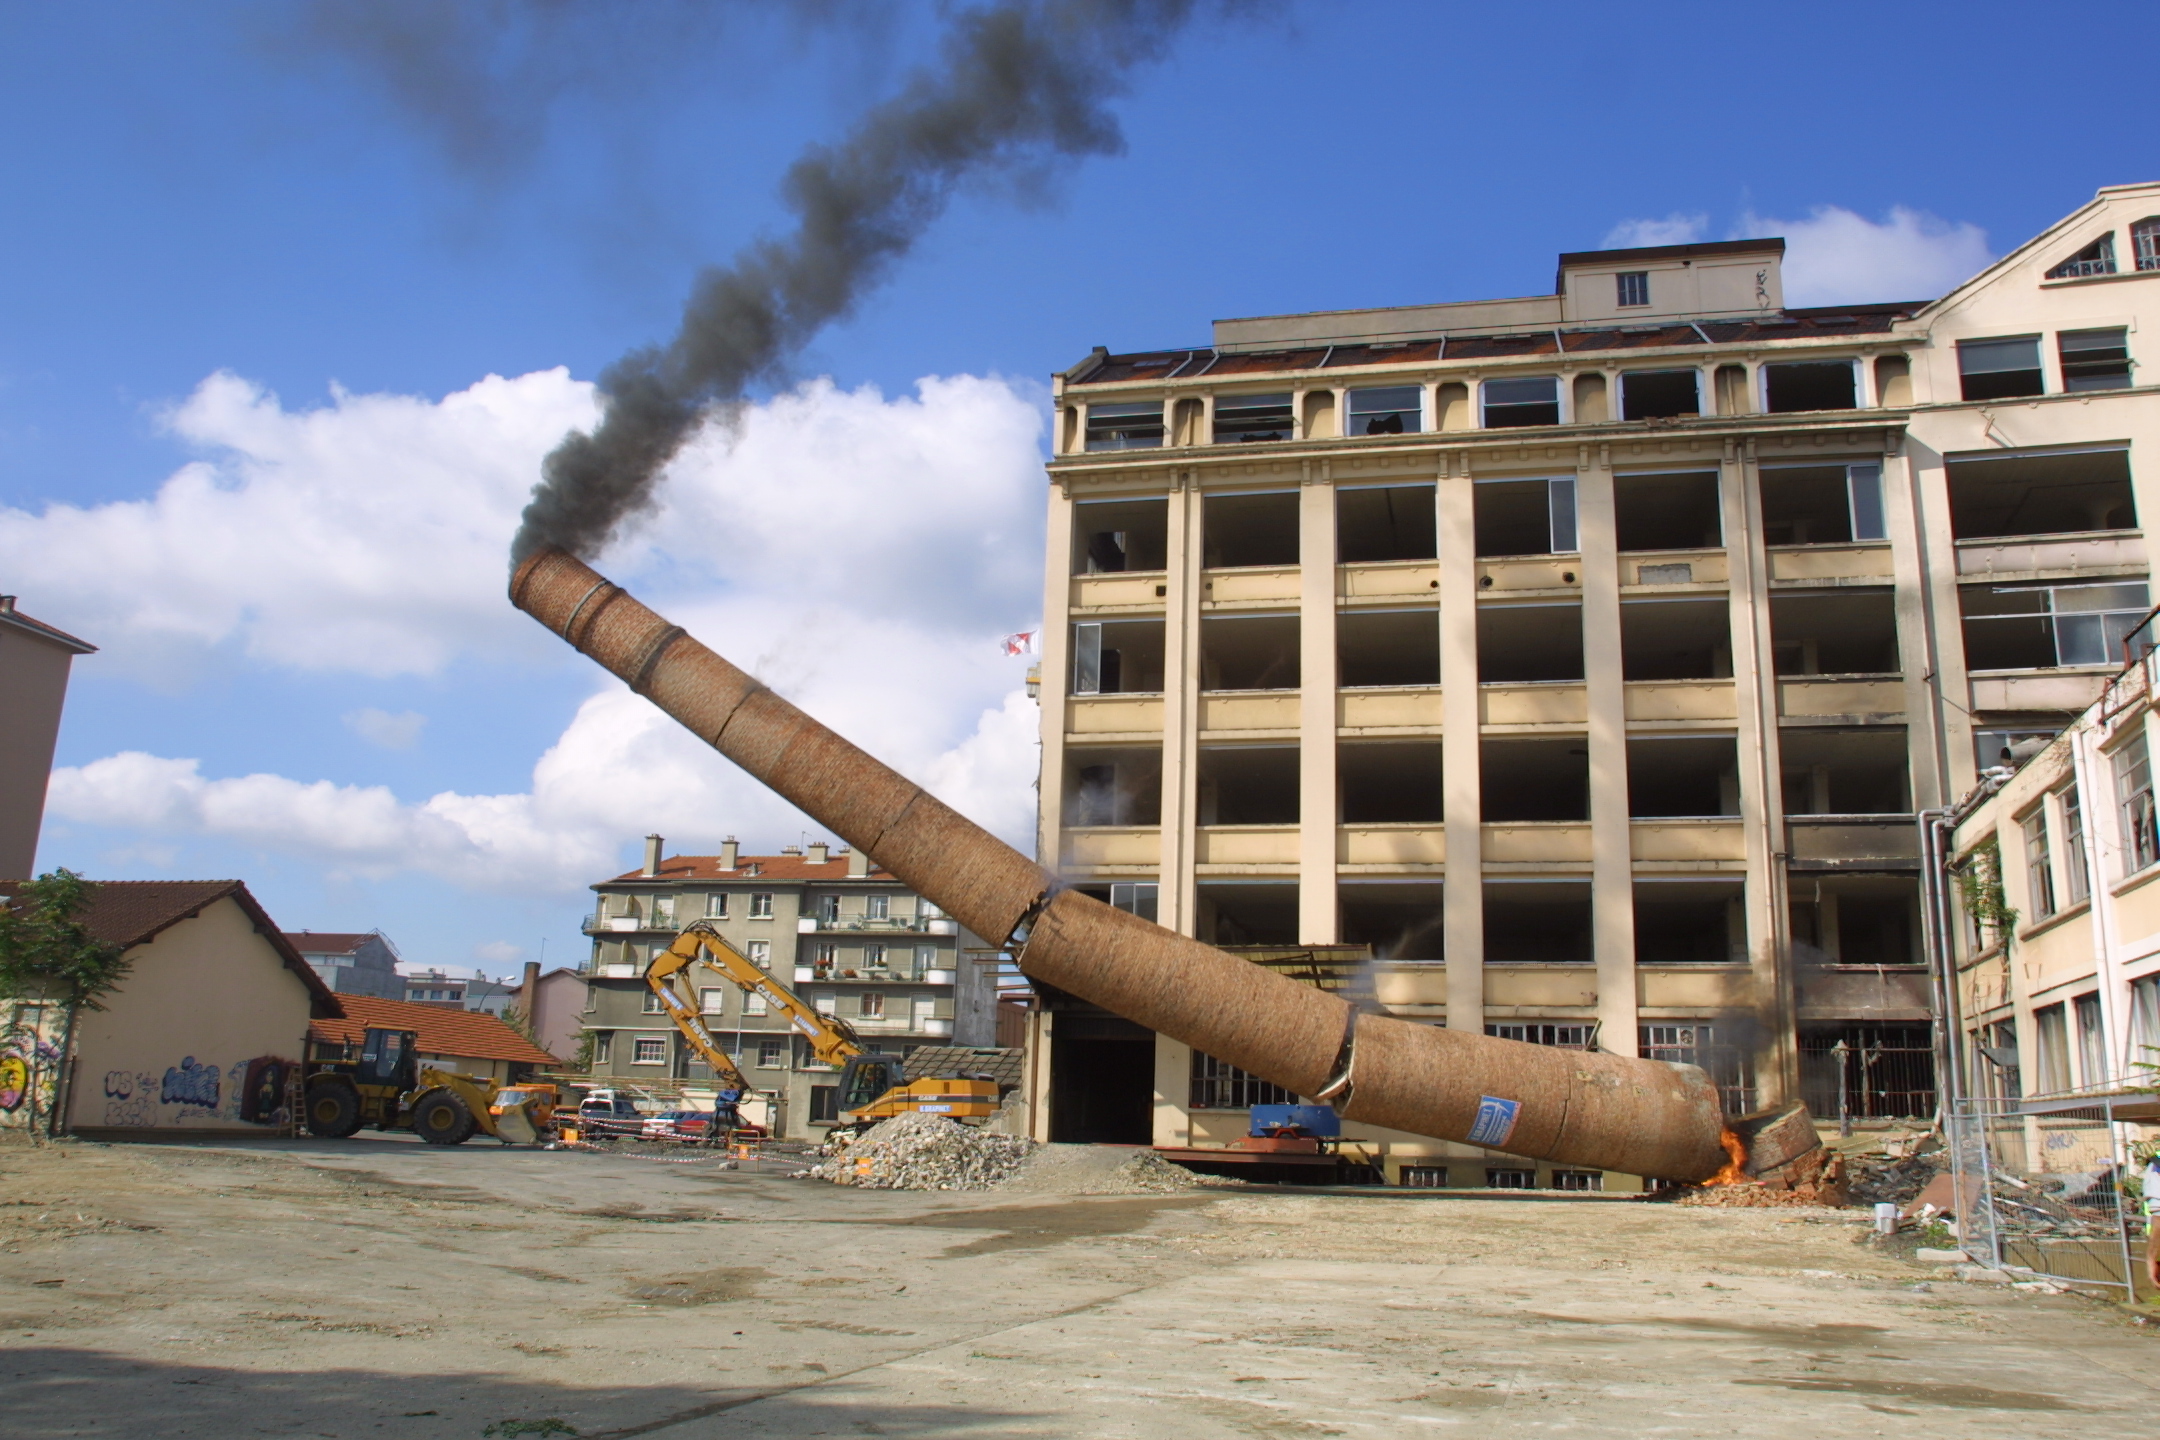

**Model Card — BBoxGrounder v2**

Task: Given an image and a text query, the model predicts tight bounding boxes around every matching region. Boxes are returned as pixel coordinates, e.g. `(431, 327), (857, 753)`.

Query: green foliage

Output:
(482, 1421), (577, 1438)
(573, 1029), (599, 1072)
(0, 870), (130, 1012)
(1954, 839), (2019, 953)
(1919, 1218), (1955, 1249)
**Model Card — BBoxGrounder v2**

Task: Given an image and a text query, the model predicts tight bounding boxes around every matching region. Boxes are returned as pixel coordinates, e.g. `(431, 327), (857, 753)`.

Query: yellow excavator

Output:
(644, 922), (1002, 1136)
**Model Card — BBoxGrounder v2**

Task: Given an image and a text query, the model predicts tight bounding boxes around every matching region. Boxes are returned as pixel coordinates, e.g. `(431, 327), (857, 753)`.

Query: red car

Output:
(642, 1108), (766, 1143)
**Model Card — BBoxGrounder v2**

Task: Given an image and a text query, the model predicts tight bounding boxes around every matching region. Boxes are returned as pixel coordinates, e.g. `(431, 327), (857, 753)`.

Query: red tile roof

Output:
(603, 854), (896, 884)
(309, 992), (561, 1066)
(1, 878), (339, 1016)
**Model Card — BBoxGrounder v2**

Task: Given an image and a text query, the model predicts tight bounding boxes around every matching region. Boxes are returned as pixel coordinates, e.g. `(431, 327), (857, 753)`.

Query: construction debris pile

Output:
(811, 1112), (1036, 1190)
(1845, 1148), (1941, 1209)
(1000, 1143), (1212, 1195)
(1673, 1149), (1849, 1209)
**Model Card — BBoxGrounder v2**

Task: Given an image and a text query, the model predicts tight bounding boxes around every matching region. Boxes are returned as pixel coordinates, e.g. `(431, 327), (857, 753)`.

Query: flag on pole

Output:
(1001, 631), (1037, 657)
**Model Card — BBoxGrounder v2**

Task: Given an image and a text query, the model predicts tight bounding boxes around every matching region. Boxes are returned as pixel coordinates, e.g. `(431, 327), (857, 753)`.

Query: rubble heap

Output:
(1845, 1150), (1940, 1209)
(1673, 1148), (1849, 1208)
(813, 1111), (1035, 1190)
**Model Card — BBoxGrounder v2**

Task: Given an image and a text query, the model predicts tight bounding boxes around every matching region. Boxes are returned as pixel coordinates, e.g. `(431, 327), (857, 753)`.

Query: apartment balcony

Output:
(1785, 816), (1920, 870)
(1778, 676), (1905, 723)
(1067, 693), (1164, 737)
(1620, 549), (1728, 589)
(1338, 685), (1443, 732)
(1338, 823), (1445, 866)
(1199, 690), (1299, 733)
(581, 915), (677, 935)
(1071, 571), (1167, 611)
(1767, 541), (1895, 585)
(1482, 822), (1593, 864)
(1338, 559), (1439, 602)
(1631, 818), (1746, 863)
(794, 916), (959, 935)
(793, 966), (957, 986)
(1201, 565), (1299, 607)
(1063, 826), (1161, 868)
(1479, 682), (1587, 728)
(1624, 679), (1736, 724)
(1954, 530), (2143, 583)
(1195, 824), (1299, 867)
(1796, 966), (1931, 1021)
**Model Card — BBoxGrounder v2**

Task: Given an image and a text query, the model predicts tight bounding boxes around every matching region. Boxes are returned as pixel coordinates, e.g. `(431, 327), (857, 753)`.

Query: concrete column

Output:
(1726, 436), (1797, 1104)
(1578, 445), (1639, 1054)
(1037, 481), (1077, 865)
(1437, 454), (1483, 1031)
(1906, 436), (1977, 798)
(1158, 470), (1204, 935)
(1882, 429), (1947, 810)
(1299, 464), (1339, 944)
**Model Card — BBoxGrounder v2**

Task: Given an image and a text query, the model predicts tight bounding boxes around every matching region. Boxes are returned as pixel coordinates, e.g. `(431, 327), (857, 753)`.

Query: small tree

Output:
(0, 870), (130, 1137)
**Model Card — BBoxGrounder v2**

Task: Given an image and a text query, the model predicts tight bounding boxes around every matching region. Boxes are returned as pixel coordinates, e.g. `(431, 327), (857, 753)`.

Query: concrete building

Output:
(515, 963), (590, 1063)
(580, 836), (997, 1136)
(0, 595), (95, 881)
(1, 880), (338, 1136)
(283, 930), (403, 999)
(1035, 184), (2160, 1185)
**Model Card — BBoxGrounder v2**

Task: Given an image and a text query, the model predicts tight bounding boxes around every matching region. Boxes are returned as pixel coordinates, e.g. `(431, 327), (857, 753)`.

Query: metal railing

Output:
(1946, 1094), (2139, 1295)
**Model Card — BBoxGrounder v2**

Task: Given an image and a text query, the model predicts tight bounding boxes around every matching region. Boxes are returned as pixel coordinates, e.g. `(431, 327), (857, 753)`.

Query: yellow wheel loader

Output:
(303, 1027), (539, 1145)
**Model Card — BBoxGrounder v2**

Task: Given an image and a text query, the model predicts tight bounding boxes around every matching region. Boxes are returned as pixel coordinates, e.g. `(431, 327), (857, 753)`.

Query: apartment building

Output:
(282, 930), (403, 1000)
(581, 835), (996, 1135)
(1035, 183), (2160, 1185)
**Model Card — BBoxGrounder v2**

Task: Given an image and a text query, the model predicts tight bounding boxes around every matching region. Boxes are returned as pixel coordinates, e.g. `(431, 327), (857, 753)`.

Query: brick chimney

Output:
(719, 836), (739, 871)
(807, 841), (829, 864)
(520, 959), (541, 1011)
(642, 834), (664, 878)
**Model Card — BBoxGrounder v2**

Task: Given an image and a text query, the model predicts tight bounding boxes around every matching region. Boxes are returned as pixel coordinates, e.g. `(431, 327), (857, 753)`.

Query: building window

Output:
(814, 994), (837, 1016)
(743, 992), (768, 1016)
(642, 989), (664, 1013)
(2059, 328), (2132, 392)
(1486, 1168), (1537, 1189)
(1616, 271), (1650, 307)
(1084, 401), (1165, 451)
(758, 1039), (784, 1068)
(917, 945), (938, 973)
(591, 1032), (611, 1064)
(1798, 1024), (1938, 1119)
(815, 942), (838, 966)
(705, 892), (728, 918)
(1551, 1170), (1603, 1192)
(1481, 376), (1561, 429)
(863, 944), (887, 971)
(582, 986), (597, 1014)
(859, 992), (885, 1018)
(2045, 232), (2116, 279)
(1958, 336), (2044, 401)
(1976, 1019), (2020, 1100)
(749, 893), (774, 919)
(1761, 360), (1856, 414)
(920, 898), (944, 920)
(817, 894), (840, 924)
(1619, 368), (1701, 421)
(809, 1085), (839, 1122)
(2033, 1003), (2072, 1095)
(632, 1037), (667, 1065)
(1961, 581), (2150, 670)
(651, 896), (675, 927)
(2022, 807), (2057, 921)
(2136, 218), (2160, 273)
(1213, 392), (1294, 444)
(699, 988), (726, 1015)
(2063, 785), (2090, 904)
(2074, 992), (2106, 1089)
(1347, 385), (1423, 436)
(1639, 1024), (1756, 1113)
(1189, 1050), (1296, 1110)
(2129, 974), (2160, 1067)
(746, 939), (771, 968)
(1484, 1023), (1596, 1050)
(1111, 882), (1159, 922)
(2115, 733), (2158, 874)
(1399, 1165), (1449, 1188)
(867, 894), (890, 920)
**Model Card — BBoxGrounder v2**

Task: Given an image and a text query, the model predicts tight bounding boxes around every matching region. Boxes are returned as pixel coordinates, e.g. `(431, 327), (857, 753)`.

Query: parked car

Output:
(575, 1095), (645, 1138)
(643, 1109), (717, 1143)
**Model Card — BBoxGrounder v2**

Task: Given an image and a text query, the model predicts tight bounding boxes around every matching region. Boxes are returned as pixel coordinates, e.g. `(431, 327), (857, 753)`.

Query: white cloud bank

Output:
(34, 370), (1050, 890)
(1600, 204), (1995, 307)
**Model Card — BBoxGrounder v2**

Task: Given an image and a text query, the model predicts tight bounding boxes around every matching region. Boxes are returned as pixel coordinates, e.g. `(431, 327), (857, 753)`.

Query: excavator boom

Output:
(644, 923), (866, 1092)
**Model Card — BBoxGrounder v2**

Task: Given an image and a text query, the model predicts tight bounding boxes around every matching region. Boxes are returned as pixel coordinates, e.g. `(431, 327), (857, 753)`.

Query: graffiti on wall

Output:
(238, 1057), (296, 1126)
(0, 1008), (64, 1129)
(0, 1054), (27, 1112)
(103, 1070), (158, 1127)
(160, 1056), (223, 1118)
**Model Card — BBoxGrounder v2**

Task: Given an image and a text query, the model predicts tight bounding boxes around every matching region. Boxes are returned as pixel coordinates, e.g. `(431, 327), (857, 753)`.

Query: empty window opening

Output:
(1204, 491), (1299, 568)
(1339, 608), (1440, 687)
(1085, 401), (1165, 451)
(2059, 328), (2133, 392)
(1198, 882), (1299, 947)
(1874, 354), (1913, 407)
(1770, 590), (1900, 675)
(1477, 603), (1584, 683)
(1075, 882), (1161, 923)
(1071, 618), (1166, 695)
(2046, 232), (2116, 279)
(1621, 598), (1732, 681)
(1340, 880), (1444, 960)
(2022, 806), (2056, 920)
(1628, 735), (1740, 818)
(1572, 372), (1609, 424)
(1348, 385), (1423, 436)
(1200, 614), (1300, 690)
(1198, 746), (1299, 825)
(2075, 992), (2105, 1088)
(1640, 1024), (1756, 1113)
(1958, 336), (2044, 401)
(1339, 742), (1444, 824)
(1214, 392), (1293, 444)
(1616, 470), (1722, 551)
(1947, 447), (2135, 539)
(1399, 1165), (1450, 1188)
(1621, 368), (1702, 421)
(1299, 390), (1336, 439)
(1789, 876), (1920, 967)
(1337, 484), (1437, 562)
(1486, 1168), (1538, 1189)
(1763, 361), (1856, 413)
(1713, 364), (1750, 416)
(1634, 879), (1745, 964)
(1474, 477), (1577, 556)
(1974, 724), (2066, 772)
(1189, 1050), (1296, 1110)
(1779, 727), (1911, 814)
(1481, 737), (1588, 822)
(1551, 1169), (1603, 1191)
(1485, 1022), (1596, 1049)
(1799, 1023), (1936, 1119)
(2137, 218), (2160, 272)
(1063, 747), (1162, 828)
(1760, 463), (1886, 544)
(1073, 497), (1169, 573)
(1484, 880), (1592, 963)
(1482, 375), (1561, 429)
(1616, 271), (1650, 307)
(1960, 580), (2150, 670)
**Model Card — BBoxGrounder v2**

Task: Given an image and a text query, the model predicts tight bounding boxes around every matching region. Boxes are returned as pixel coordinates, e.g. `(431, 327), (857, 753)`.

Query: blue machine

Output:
(1249, 1104), (1340, 1139)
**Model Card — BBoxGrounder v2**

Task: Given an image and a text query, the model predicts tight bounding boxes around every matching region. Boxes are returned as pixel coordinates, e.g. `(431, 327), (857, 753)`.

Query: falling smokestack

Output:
(511, 0), (1207, 566)
(510, 548), (1804, 1183)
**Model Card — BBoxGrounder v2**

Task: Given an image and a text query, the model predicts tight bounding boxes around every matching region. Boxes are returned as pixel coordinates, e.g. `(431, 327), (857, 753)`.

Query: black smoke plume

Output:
(511, 0), (1204, 565)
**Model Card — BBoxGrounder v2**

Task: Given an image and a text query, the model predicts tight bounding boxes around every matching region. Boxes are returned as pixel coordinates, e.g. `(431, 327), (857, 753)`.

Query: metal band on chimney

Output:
(628, 625), (687, 695)
(557, 578), (614, 641)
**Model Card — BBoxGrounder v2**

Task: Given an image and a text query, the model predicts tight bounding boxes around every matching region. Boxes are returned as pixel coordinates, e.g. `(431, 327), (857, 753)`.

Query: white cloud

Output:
(38, 369), (1052, 893)
(345, 708), (427, 749)
(472, 940), (525, 966)
(1601, 213), (1707, 249)
(1738, 205), (1993, 306)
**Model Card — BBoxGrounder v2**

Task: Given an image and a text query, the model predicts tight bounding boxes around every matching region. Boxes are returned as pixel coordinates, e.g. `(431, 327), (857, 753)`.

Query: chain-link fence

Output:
(1947, 1095), (2139, 1294)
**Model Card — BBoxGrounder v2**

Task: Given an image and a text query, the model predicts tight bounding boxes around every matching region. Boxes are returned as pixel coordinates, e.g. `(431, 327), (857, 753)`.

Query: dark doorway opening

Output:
(1049, 1011), (1155, 1144)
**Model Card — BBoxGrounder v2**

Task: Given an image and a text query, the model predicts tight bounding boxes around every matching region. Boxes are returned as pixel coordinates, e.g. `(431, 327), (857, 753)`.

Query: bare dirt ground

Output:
(1, 1133), (2151, 1438)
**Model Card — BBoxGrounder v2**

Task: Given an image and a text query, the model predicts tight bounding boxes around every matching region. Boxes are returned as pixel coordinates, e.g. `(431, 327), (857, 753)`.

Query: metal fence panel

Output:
(1948, 1097), (2137, 1294)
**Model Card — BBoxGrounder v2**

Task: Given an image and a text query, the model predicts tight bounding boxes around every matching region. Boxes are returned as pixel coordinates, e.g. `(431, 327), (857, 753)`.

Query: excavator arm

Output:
(644, 923), (866, 1091)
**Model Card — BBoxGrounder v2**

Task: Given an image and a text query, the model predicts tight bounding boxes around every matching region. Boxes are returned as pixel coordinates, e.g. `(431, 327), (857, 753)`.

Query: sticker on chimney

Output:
(1467, 1095), (1522, 1147)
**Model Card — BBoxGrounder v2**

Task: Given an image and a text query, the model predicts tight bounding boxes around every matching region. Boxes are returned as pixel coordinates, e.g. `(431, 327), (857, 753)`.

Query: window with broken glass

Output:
(2059, 328), (2132, 392)
(2046, 232), (2116, 279)
(1189, 1050), (1295, 1110)
(1083, 401), (1164, 451)
(1347, 386), (1423, 436)
(1638, 1024), (1755, 1113)
(2136, 218), (2160, 273)
(1483, 1023), (1597, 1050)
(1212, 393), (1293, 444)
(1961, 581), (2150, 670)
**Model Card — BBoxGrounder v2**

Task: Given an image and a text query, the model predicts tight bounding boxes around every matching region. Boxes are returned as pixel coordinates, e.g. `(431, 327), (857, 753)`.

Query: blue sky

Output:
(5, 1), (2155, 979)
